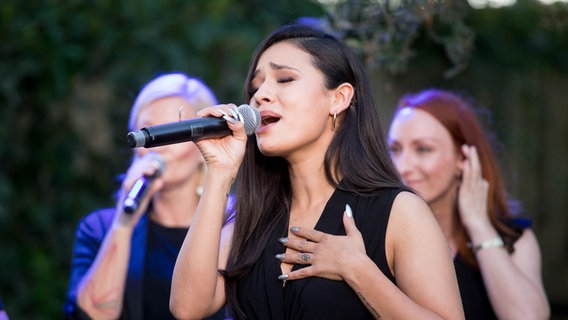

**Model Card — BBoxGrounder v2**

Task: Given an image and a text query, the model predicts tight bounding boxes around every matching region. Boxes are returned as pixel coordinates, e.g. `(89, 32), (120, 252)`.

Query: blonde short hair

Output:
(128, 73), (217, 131)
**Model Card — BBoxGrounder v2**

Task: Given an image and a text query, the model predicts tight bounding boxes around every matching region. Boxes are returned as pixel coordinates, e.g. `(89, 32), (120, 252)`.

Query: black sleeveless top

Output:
(143, 219), (188, 319)
(143, 219), (228, 320)
(235, 187), (403, 320)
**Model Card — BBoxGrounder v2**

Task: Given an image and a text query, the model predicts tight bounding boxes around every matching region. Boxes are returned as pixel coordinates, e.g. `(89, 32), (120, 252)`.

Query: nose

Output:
(251, 82), (273, 106)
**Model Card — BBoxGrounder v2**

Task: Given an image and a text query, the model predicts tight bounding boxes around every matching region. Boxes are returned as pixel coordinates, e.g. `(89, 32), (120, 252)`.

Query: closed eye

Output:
(277, 77), (294, 84)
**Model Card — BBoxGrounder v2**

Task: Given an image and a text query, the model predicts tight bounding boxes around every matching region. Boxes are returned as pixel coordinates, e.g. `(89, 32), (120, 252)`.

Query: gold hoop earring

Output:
(333, 111), (337, 130)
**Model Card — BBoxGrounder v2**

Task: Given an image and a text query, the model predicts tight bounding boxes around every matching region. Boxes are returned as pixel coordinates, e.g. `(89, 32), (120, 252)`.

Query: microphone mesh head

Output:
(237, 104), (261, 135)
(149, 153), (166, 176)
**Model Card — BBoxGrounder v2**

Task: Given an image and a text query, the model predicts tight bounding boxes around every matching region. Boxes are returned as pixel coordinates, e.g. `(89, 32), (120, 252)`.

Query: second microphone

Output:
(127, 104), (261, 148)
(123, 153), (165, 214)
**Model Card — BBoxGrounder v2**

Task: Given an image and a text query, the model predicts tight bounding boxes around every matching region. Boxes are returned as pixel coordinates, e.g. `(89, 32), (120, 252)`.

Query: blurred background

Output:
(1, 0), (566, 318)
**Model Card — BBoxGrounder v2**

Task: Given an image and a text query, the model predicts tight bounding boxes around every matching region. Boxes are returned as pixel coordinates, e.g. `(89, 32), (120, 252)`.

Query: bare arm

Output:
(75, 154), (163, 319)
(347, 192), (464, 319)
(459, 145), (550, 319)
(75, 225), (132, 319)
(170, 171), (235, 319)
(170, 105), (247, 320)
(469, 228), (550, 319)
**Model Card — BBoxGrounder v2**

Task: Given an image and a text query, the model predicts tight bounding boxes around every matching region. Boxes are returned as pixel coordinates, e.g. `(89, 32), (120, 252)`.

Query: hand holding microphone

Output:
(122, 153), (165, 214)
(127, 104), (261, 148)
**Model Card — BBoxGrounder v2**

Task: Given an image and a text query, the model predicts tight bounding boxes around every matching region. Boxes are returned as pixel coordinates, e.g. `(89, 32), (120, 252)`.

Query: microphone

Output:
(122, 154), (165, 214)
(127, 104), (261, 148)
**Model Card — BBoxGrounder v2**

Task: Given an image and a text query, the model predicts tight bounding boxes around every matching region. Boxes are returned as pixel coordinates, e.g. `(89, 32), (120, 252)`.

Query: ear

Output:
(330, 82), (354, 116)
(455, 144), (465, 178)
(456, 161), (464, 179)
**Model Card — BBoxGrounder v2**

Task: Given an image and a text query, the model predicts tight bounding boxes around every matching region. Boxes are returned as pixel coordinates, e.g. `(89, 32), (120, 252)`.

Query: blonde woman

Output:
(64, 73), (228, 319)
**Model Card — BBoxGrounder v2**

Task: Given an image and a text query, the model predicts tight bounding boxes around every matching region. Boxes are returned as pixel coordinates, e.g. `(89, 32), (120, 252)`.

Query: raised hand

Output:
(194, 104), (248, 176)
(458, 144), (492, 233)
(275, 205), (367, 281)
(114, 152), (165, 228)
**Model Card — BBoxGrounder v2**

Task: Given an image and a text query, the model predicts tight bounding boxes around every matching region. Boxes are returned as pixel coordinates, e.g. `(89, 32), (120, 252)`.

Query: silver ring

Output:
(301, 253), (311, 262)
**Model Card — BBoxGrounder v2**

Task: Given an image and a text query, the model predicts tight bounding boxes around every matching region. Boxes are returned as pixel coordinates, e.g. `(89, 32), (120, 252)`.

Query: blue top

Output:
(64, 205), (231, 320)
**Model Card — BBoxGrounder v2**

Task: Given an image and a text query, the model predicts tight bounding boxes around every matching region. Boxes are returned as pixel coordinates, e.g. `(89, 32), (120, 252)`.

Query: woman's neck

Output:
(288, 160), (335, 226)
(150, 179), (200, 228)
(428, 189), (462, 253)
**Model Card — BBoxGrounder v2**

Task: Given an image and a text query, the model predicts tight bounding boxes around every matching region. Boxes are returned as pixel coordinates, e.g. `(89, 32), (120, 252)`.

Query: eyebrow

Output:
(389, 137), (439, 145)
(269, 62), (298, 71)
(253, 62), (299, 77)
(411, 137), (442, 145)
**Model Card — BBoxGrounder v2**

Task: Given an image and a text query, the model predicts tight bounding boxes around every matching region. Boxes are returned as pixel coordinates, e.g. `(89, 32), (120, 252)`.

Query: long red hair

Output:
(396, 89), (521, 268)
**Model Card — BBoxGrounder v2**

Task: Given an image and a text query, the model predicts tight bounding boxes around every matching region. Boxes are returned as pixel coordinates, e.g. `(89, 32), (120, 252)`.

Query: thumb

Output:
(342, 204), (358, 235)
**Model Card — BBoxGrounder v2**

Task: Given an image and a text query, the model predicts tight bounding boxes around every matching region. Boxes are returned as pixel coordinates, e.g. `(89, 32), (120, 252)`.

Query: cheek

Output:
(426, 156), (457, 182)
(177, 144), (204, 166)
(166, 145), (203, 174)
(421, 158), (446, 178)
(420, 157), (459, 197)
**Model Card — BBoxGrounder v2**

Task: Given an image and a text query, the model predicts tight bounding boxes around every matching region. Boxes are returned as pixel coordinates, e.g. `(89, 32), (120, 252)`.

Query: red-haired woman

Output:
(388, 88), (549, 319)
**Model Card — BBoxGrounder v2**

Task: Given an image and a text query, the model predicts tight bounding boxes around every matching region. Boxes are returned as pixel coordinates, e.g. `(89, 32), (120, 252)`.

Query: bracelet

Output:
(469, 237), (504, 252)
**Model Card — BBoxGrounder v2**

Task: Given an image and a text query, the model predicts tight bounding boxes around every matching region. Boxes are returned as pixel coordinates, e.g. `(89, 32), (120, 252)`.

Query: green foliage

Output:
(319, 0), (567, 78)
(469, 0), (568, 71)
(321, 0), (476, 78)
(0, 0), (324, 318)
(1, 0), (567, 317)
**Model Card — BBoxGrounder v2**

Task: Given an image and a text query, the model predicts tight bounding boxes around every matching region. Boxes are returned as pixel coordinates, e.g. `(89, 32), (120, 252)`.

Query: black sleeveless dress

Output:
(235, 187), (403, 320)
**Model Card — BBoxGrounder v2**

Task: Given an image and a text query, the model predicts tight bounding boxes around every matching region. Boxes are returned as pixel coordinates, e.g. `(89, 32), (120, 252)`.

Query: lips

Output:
(258, 110), (281, 131)
(403, 179), (421, 188)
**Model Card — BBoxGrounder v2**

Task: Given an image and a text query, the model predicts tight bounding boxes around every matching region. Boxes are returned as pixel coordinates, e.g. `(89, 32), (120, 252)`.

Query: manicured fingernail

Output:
(218, 109), (229, 117)
(275, 253), (285, 260)
(223, 115), (238, 124)
(290, 226), (300, 233)
(229, 107), (239, 119)
(345, 204), (353, 217)
(278, 274), (288, 280)
(278, 237), (288, 244)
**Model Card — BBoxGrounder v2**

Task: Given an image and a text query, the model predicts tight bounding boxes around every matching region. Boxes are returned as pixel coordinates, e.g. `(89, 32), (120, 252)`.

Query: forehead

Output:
(136, 96), (196, 122)
(390, 108), (453, 143)
(256, 41), (313, 70)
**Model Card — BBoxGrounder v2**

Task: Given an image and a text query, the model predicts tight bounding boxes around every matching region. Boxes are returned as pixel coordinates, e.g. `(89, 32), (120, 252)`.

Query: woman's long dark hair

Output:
(222, 24), (405, 318)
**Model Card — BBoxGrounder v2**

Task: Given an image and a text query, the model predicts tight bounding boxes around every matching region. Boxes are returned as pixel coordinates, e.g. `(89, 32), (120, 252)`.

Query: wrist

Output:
(111, 216), (137, 233)
(204, 171), (236, 196)
(342, 251), (373, 283)
(468, 236), (504, 253)
(462, 217), (493, 234)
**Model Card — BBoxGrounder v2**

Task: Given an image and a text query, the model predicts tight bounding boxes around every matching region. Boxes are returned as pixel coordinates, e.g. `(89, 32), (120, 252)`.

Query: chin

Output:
(258, 142), (290, 159)
(258, 147), (281, 157)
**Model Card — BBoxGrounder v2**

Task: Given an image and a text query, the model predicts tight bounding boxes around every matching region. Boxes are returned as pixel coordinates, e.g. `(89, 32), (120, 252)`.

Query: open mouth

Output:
(261, 116), (280, 126)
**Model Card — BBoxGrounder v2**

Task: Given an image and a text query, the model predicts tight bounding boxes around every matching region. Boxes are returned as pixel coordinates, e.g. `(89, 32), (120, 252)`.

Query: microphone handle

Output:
(128, 117), (231, 148)
(123, 175), (154, 214)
